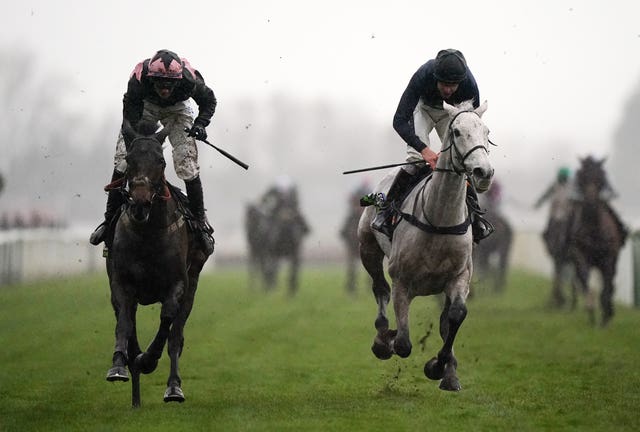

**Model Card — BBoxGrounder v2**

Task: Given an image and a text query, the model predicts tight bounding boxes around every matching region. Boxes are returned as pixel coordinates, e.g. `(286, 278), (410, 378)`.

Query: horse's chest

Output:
(113, 248), (185, 292)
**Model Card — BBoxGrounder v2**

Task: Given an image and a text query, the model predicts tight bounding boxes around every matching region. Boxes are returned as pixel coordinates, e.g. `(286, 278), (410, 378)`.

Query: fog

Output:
(2, 0), (640, 256)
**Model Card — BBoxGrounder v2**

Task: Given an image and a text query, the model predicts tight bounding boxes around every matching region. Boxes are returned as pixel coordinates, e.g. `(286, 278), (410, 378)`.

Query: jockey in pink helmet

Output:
(90, 49), (217, 255)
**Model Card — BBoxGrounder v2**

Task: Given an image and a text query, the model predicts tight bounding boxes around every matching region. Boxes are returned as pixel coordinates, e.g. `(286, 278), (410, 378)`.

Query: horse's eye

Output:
(453, 129), (461, 137)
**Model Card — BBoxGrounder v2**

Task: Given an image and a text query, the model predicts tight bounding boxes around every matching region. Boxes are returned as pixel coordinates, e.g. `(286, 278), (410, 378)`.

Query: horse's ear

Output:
(443, 101), (458, 117)
(154, 126), (170, 144)
(475, 100), (488, 117)
(121, 120), (137, 151)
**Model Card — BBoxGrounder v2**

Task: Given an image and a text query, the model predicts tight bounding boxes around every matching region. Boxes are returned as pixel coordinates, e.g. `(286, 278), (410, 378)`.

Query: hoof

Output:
(371, 329), (397, 360)
(135, 353), (158, 375)
(371, 341), (393, 360)
(164, 385), (185, 403)
(424, 357), (445, 381)
(439, 376), (462, 391)
(106, 366), (129, 382)
(393, 338), (412, 358)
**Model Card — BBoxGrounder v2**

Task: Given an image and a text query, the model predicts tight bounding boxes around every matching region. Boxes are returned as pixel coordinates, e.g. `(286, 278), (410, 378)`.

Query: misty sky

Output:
(2, 0), (640, 244)
(4, 0), (640, 157)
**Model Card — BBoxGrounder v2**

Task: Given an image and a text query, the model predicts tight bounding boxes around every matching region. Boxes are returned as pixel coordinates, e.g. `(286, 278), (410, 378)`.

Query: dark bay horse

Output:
(358, 100), (493, 391)
(104, 121), (211, 407)
(568, 156), (627, 326)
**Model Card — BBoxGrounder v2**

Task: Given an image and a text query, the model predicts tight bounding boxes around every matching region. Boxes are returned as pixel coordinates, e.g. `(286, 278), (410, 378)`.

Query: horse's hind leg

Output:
(424, 295), (467, 391)
(360, 236), (393, 359)
(600, 262), (616, 327)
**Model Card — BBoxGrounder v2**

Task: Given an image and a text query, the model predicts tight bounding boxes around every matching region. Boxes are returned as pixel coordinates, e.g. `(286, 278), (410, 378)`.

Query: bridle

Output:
(396, 109), (494, 235)
(436, 110), (495, 175)
(121, 137), (172, 205)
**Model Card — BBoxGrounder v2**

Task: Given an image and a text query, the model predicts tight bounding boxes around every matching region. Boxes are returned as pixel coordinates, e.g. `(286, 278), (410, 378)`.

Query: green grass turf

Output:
(0, 267), (638, 431)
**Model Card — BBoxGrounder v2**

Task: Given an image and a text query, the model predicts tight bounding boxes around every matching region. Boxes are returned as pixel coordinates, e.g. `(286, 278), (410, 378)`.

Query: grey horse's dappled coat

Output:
(358, 100), (493, 391)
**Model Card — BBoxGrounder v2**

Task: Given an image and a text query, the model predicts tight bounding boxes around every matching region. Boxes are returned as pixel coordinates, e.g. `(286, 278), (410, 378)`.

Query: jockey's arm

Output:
(393, 70), (429, 153)
(190, 71), (217, 128)
(122, 76), (145, 126)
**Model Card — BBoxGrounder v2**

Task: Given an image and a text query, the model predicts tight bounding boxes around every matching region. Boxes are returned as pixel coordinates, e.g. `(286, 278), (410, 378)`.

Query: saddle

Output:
(361, 171), (494, 242)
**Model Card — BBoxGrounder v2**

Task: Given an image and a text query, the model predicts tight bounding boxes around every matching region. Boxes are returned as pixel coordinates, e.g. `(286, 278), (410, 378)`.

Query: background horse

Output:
(535, 169), (575, 307)
(358, 100), (493, 391)
(245, 203), (268, 289)
(473, 213), (512, 293)
(568, 156), (627, 326)
(244, 191), (309, 294)
(340, 186), (369, 295)
(105, 122), (210, 407)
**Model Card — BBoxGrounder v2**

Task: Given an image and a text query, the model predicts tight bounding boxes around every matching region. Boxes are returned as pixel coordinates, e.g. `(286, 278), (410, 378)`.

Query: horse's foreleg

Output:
(288, 251), (300, 296)
(391, 281), (412, 358)
(127, 306), (142, 363)
(107, 298), (135, 382)
(550, 259), (566, 308)
(573, 255), (595, 325)
(600, 261), (617, 327)
(424, 295), (467, 391)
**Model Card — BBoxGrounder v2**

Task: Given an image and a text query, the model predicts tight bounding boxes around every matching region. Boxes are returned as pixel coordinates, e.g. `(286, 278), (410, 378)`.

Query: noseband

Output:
(126, 177), (171, 204)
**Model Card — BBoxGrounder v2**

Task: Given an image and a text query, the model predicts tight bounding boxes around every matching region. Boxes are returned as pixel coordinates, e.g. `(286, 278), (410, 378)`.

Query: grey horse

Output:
(358, 100), (493, 391)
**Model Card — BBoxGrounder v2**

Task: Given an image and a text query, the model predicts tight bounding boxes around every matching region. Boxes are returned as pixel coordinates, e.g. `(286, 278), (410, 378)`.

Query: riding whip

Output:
(185, 128), (249, 170)
(342, 160), (426, 175)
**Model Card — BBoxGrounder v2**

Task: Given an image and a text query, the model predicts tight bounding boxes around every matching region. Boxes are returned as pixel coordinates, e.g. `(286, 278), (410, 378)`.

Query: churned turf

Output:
(0, 266), (638, 431)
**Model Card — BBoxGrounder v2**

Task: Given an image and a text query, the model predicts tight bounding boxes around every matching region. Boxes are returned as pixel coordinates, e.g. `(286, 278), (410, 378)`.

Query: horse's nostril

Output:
(472, 167), (487, 178)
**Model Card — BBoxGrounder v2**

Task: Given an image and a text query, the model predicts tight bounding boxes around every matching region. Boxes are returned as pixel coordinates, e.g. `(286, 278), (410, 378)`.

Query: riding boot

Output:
(185, 176), (215, 255)
(466, 186), (494, 244)
(89, 169), (126, 246)
(371, 168), (414, 238)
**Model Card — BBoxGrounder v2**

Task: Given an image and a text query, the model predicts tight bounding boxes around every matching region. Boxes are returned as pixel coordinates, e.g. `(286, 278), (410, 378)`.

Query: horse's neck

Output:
(419, 146), (468, 225)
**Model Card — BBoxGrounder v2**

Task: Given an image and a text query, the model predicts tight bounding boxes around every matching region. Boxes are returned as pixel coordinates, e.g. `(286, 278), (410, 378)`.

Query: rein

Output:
(396, 180), (471, 235)
(395, 109), (490, 235)
(103, 175), (181, 234)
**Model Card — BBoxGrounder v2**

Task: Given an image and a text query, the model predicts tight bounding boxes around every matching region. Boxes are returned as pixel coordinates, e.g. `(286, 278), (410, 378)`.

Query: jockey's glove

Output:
(188, 124), (207, 141)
